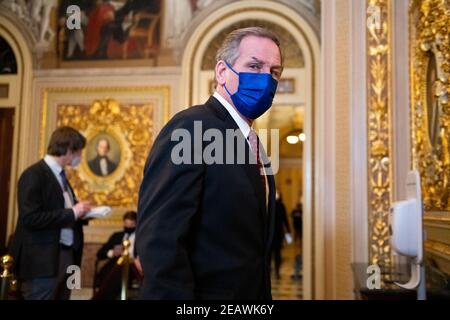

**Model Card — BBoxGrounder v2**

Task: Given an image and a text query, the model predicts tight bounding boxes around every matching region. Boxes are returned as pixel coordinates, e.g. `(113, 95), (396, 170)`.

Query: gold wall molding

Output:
(40, 86), (170, 157)
(424, 211), (450, 224)
(367, 0), (393, 266)
(410, 0), (450, 211)
(425, 240), (450, 261)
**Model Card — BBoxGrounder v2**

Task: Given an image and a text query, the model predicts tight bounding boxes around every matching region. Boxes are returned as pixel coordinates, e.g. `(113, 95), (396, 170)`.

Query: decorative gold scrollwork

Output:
(367, 0), (393, 267)
(410, 0), (450, 211)
(57, 99), (154, 208)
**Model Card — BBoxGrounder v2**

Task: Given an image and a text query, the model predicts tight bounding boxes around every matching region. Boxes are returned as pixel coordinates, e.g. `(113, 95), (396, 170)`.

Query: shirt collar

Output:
(44, 155), (63, 175)
(213, 91), (251, 139)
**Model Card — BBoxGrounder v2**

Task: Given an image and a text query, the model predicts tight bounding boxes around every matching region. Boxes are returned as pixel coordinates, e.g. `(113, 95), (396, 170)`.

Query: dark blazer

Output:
(97, 231), (137, 260)
(136, 96), (276, 300)
(272, 200), (291, 249)
(9, 160), (86, 280)
(88, 156), (117, 176)
(97, 231), (126, 260)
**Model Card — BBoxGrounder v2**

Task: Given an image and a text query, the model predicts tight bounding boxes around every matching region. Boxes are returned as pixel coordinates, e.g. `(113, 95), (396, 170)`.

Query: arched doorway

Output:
(0, 36), (17, 254)
(0, 14), (34, 253)
(180, 0), (321, 299)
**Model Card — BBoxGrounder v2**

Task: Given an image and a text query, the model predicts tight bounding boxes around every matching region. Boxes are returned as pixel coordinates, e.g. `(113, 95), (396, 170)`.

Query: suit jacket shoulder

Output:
(18, 160), (47, 184)
(97, 231), (125, 260)
(160, 97), (229, 132)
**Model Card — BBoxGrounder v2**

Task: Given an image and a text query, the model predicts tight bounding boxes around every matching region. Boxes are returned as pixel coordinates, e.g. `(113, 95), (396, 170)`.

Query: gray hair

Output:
(215, 27), (282, 66)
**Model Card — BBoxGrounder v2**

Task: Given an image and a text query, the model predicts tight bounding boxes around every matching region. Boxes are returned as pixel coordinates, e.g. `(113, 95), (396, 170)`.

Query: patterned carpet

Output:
(271, 244), (303, 300)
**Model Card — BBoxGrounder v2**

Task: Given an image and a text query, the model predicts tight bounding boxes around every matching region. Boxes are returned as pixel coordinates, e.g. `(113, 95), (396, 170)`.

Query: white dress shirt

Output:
(100, 158), (108, 176)
(213, 91), (251, 140)
(44, 155), (77, 246)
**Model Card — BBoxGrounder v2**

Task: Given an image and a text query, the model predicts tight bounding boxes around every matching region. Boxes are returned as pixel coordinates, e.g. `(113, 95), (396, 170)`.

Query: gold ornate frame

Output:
(79, 122), (131, 192)
(410, 0), (450, 280)
(410, 0), (450, 211)
(39, 86), (170, 211)
(55, 1), (165, 69)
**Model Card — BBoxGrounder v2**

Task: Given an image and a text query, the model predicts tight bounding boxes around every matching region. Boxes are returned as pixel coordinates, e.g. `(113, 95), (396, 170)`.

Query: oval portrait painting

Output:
(86, 133), (121, 177)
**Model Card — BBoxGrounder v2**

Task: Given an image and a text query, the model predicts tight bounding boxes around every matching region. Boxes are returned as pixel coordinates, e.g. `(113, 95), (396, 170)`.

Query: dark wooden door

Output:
(0, 108), (14, 255)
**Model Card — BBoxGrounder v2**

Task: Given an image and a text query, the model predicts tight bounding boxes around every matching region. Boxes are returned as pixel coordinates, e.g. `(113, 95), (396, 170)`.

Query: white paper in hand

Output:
(84, 206), (112, 219)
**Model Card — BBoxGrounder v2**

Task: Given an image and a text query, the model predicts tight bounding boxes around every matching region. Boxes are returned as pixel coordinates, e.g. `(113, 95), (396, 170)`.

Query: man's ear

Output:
(215, 60), (227, 86)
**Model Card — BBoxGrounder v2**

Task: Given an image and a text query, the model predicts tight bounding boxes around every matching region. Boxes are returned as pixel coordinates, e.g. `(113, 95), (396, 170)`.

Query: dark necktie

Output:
(60, 169), (69, 192)
(248, 130), (267, 202)
(60, 169), (74, 203)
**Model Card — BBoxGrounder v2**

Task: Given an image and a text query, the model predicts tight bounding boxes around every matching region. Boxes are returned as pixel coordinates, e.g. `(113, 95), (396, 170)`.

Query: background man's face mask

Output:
(70, 155), (81, 168)
(224, 62), (278, 120)
(124, 227), (136, 234)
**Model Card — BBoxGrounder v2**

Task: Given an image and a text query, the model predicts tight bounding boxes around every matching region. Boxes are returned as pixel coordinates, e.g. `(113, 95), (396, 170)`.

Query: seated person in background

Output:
(93, 211), (143, 300)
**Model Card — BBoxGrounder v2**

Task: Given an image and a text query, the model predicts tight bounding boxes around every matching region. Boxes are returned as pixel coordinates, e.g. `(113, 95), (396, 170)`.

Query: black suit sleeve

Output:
(18, 168), (76, 231)
(97, 233), (121, 260)
(136, 114), (205, 299)
(67, 184), (89, 226)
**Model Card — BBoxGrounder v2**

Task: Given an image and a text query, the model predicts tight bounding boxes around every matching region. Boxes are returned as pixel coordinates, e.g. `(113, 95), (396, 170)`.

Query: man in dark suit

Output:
(9, 126), (91, 300)
(88, 138), (117, 176)
(271, 191), (291, 280)
(136, 27), (283, 300)
(93, 211), (142, 299)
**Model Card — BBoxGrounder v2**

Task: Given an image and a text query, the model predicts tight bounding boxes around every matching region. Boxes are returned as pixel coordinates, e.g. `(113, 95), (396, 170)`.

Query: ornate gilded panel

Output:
(410, 0), (450, 211)
(57, 99), (153, 208)
(39, 86), (170, 221)
(410, 0), (450, 290)
(367, 0), (393, 266)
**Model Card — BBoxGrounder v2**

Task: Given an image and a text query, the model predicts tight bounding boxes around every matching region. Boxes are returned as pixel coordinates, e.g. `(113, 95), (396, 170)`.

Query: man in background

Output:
(291, 202), (303, 280)
(10, 126), (91, 300)
(271, 191), (291, 280)
(291, 202), (303, 243)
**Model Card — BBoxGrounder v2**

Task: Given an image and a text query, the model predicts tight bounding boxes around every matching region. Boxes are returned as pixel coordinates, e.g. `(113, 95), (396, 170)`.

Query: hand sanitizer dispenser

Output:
(390, 170), (424, 293)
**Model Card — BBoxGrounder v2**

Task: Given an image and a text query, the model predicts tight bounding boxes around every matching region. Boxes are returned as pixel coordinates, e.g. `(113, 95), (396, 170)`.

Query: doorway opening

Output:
(0, 33), (19, 255)
(0, 108), (14, 255)
(255, 105), (303, 299)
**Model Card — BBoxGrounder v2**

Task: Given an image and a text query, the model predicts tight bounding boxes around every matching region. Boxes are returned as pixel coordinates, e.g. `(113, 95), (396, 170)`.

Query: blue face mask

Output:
(224, 62), (278, 120)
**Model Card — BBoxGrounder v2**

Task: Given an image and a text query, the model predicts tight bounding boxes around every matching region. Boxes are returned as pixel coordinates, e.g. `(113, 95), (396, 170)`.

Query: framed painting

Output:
(57, 0), (162, 61)
(39, 86), (170, 211)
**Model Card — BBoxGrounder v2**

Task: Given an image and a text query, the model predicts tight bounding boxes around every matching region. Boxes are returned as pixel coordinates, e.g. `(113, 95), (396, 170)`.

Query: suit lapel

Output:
(241, 151), (267, 212)
(207, 97), (267, 211)
(222, 109), (262, 203)
(40, 160), (65, 206)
